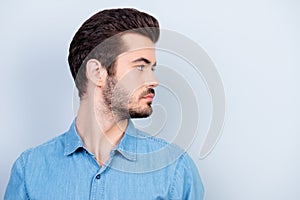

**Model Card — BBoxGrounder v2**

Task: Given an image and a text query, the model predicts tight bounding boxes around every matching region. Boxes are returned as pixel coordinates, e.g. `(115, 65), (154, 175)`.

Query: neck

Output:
(75, 98), (128, 166)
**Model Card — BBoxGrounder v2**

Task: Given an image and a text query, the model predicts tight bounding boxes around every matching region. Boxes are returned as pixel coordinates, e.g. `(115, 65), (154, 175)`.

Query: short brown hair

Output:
(68, 8), (160, 98)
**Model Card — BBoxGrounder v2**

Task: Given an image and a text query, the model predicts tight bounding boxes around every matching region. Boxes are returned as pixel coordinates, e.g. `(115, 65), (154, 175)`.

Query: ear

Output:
(86, 59), (107, 87)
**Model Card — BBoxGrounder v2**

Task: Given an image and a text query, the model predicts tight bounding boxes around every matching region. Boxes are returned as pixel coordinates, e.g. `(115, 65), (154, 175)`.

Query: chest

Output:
(25, 163), (172, 200)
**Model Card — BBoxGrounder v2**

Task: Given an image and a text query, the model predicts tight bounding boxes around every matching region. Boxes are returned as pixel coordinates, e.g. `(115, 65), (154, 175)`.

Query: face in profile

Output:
(102, 33), (159, 120)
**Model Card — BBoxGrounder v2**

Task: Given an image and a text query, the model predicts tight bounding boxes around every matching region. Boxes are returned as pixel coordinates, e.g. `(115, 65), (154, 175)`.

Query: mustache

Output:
(139, 88), (155, 98)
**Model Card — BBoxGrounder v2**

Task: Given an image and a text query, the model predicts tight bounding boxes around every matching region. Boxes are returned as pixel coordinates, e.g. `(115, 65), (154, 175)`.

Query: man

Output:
(5, 8), (204, 199)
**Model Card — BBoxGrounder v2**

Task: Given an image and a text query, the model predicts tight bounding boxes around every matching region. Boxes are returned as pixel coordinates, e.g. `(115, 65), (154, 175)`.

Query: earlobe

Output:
(86, 59), (106, 87)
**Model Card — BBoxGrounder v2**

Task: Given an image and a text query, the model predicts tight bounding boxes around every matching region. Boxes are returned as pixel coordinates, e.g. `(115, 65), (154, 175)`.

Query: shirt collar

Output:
(114, 119), (137, 161)
(64, 119), (138, 161)
(64, 119), (85, 156)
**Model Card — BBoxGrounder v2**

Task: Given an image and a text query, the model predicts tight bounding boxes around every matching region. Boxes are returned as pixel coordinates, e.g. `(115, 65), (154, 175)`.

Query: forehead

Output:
(121, 32), (155, 51)
(118, 33), (156, 61)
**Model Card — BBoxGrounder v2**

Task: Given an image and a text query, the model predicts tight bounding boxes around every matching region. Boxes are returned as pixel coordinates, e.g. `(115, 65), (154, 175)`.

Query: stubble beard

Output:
(103, 76), (153, 121)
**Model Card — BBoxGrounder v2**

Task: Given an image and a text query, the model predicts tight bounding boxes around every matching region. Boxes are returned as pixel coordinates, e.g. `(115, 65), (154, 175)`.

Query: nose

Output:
(145, 71), (159, 88)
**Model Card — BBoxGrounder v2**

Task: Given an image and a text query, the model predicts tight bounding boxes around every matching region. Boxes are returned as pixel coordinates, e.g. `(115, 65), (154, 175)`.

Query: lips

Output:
(140, 88), (155, 100)
(141, 93), (155, 102)
(142, 93), (155, 98)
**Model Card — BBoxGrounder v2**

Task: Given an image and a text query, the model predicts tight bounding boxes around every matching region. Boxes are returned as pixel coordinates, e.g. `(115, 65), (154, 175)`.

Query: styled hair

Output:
(68, 8), (160, 98)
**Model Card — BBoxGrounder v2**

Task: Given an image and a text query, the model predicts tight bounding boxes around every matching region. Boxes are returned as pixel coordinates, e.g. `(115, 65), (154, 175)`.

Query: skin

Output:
(75, 33), (158, 166)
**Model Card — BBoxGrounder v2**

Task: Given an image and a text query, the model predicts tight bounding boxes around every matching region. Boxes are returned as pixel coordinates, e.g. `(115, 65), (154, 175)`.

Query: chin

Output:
(129, 107), (153, 118)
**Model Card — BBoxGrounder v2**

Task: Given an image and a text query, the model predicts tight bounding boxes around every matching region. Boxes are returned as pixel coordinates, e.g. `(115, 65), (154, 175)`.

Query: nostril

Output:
(146, 81), (158, 88)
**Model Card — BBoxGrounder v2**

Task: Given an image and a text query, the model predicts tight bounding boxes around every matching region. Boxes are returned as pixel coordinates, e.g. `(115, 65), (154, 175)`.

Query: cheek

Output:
(117, 71), (145, 95)
(128, 89), (142, 102)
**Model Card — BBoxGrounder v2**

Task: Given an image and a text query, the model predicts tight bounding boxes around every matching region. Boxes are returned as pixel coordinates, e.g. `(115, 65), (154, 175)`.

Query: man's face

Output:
(103, 33), (158, 120)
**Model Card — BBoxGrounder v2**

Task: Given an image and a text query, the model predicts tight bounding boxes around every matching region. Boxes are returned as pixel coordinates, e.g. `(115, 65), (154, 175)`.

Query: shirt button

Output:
(96, 174), (101, 179)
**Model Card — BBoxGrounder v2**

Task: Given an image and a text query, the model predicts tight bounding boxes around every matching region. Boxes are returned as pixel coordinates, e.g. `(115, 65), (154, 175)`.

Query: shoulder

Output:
(133, 128), (195, 171)
(7, 132), (68, 185)
(17, 132), (67, 164)
(169, 152), (205, 199)
(135, 128), (183, 153)
(136, 129), (169, 145)
(135, 129), (205, 198)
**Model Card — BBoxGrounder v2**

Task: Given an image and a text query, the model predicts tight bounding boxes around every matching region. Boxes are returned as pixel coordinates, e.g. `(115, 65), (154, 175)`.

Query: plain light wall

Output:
(1, 0), (299, 199)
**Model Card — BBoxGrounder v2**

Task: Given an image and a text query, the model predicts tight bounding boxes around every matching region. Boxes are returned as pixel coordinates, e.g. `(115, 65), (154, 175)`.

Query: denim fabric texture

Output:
(5, 119), (204, 200)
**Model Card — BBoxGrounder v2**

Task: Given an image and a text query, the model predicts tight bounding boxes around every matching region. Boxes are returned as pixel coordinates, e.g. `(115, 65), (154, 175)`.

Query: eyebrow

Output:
(132, 57), (157, 66)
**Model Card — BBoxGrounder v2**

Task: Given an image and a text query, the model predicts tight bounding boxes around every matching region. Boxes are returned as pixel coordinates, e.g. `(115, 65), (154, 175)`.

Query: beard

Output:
(103, 75), (154, 120)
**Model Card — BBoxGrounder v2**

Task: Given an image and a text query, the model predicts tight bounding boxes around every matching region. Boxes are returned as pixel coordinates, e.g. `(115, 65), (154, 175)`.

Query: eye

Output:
(151, 66), (156, 72)
(136, 65), (145, 71)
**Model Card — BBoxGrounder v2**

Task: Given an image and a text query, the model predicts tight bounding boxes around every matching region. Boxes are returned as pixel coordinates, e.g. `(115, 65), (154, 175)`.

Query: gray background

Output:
(1, 0), (299, 199)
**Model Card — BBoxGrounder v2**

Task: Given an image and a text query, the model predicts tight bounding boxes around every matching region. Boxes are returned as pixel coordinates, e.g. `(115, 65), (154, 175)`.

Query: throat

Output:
(94, 154), (111, 167)
(76, 102), (129, 167)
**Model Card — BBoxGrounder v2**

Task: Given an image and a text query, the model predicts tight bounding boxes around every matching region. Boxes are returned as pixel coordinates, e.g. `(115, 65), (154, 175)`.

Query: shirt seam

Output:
(137, 130), (170, 145)
(21, 149), (32, 200)
(169, 152), (187, 199)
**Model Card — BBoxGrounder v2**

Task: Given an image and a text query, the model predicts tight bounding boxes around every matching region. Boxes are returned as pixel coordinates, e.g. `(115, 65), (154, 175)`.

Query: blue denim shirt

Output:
(5, 119), (204, 200)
